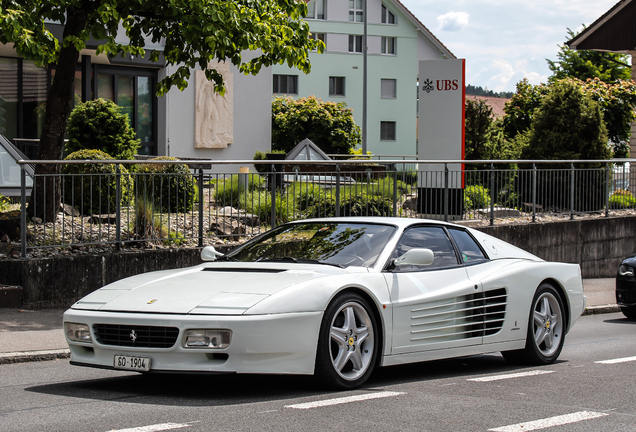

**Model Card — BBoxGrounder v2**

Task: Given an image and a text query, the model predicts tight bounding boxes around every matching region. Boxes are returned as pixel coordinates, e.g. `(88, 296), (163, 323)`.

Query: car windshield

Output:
(228, 222), (396, 268)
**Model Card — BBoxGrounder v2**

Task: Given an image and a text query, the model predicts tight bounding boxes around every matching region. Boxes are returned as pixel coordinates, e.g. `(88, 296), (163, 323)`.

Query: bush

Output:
(286, 182), (329, 212)
(0, 194), (10, 211)
(61, 149), (133, 216)
(66, 99), (140, 160)
(610, 189), (636, 209)
(239, 190), (293, 225)
(271, 96), (361, 155)
(464, 185), (491, 210)
(214, 173), (265, 208)
(135, 157), (196, 213)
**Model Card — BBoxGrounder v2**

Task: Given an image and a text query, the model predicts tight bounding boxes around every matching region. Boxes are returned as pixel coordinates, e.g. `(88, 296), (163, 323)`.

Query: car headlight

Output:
(619, 264), (634, 277)
(184, 330), (231, 349)
(64, 322), (93, 343)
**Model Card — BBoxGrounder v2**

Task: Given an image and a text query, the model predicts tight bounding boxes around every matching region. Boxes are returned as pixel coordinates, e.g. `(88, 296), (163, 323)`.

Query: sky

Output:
(399, 0), (623, 93)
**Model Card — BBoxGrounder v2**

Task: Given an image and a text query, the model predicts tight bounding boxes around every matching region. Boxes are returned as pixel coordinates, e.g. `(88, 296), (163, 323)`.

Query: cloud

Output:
(437, 12), (469, 31)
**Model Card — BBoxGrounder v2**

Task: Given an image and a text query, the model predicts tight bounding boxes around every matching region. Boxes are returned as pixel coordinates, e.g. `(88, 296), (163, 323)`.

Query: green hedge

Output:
(135, 157), (196, 213)
(610, 189), (636, 209)
(61, 150), (133, 216)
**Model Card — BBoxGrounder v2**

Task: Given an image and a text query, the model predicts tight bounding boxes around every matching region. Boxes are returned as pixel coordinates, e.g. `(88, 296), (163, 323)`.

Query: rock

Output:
(0, 210), (21, 239)
(1, 234), (9, 242)
(90, 214), (118, 224)
(60, 203), (81, 217)
(31, 217), (42, 224)
(402, 195), (418, 211)
(11, 250), (21, 259)
(215, 206), (259, 225)
(477, 207), (522, 218)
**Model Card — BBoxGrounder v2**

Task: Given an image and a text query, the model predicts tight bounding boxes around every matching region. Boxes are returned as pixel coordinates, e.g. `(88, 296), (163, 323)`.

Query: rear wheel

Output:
(502, 283), (565, 365)
(314, 292), (379, 390)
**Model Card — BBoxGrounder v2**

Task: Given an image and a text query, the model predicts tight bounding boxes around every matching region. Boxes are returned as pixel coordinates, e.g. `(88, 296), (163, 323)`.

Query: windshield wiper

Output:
(258, 257), (344, 268)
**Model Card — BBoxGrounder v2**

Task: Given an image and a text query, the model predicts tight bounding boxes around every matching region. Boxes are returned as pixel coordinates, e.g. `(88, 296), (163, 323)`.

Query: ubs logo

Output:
(422, 78), (460, 93)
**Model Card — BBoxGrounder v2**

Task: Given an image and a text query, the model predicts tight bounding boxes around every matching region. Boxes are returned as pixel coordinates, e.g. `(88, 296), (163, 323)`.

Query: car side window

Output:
(448, 228), (488, 264)
(391, 226), (458, 271)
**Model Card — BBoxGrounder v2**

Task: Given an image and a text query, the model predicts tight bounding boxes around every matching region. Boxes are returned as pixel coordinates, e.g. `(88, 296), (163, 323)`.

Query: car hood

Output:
(71, 262), (348, 315)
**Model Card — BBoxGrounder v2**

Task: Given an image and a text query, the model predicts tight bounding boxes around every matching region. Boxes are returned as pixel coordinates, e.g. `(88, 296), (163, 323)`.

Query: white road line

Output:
(596, 355), (636, 364)
(108, 423), (191, 432)
(489, 411), (609, 432)
(467, 370), (554, 382)
(285, 391), (405, 409)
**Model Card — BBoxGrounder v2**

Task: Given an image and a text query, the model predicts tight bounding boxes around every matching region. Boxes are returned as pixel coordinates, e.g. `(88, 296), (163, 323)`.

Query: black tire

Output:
(314, 292), (379, 390)
(621, 306), (636, 320)
(502, 283), (566, 365)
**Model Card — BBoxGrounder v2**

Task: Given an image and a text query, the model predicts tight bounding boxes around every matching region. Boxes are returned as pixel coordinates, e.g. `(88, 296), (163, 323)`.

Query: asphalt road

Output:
(1, 312), (635, 432)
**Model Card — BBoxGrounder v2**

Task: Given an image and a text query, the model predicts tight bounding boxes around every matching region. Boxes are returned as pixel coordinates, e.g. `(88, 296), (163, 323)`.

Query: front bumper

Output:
(616, 277), (636, 307)
(63, 309), (323, 375)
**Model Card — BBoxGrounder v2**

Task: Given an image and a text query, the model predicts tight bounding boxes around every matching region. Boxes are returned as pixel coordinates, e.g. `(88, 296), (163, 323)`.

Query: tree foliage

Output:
(1, 0), (322, 219)
(519, 80), (610, 165)
(66, 99), (140, 160)
(503, 78), (636, 157)
(465, 98), (521, 164)
(548, 28), (631, 84)
(271, 96), (362, 155)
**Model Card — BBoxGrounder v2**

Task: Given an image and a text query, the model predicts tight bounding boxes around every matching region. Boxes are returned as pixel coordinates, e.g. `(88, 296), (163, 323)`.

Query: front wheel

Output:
(620, 306), (636, 320)
(314, 292), (379, 390)
(502, 283), (566, 365)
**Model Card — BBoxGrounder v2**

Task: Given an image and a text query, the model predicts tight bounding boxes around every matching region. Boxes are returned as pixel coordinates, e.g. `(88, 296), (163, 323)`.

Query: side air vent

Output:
(202, 268), (285, 273)
(410, 288), (507, 343)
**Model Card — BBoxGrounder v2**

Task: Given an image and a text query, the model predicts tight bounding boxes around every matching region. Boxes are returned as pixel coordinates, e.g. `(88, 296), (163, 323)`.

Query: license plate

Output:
(114, 354), (151, 371)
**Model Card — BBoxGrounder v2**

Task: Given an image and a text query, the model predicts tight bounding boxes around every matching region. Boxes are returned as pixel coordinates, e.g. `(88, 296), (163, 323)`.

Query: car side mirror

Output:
(201, 246), (224, 262)
(394, 248), (434, 267)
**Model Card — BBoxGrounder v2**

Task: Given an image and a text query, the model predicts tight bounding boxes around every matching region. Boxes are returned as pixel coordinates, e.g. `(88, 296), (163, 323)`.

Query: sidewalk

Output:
(0, 279), (621, 365)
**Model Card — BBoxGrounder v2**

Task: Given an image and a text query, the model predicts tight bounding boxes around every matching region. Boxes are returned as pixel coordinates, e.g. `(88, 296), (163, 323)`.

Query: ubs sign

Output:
(418, 59), (465, 217)
(421, 78), (460, 93)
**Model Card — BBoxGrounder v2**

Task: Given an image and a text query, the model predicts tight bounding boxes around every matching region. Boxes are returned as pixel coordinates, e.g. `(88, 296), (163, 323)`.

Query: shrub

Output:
(239, 190), (293, 225)
(66, 99), (140, 160)
(135, 157), (196, 213)
(214, 173), (265, 208)
(305, 193), (393, 218)
(464, 185), (491, 210)
(610, 189), (636, 209)
(61, 150), (133, 216)
(367, 177), (412, 197)
(286, 182), (329, 212)
(0, 194), (10, 211)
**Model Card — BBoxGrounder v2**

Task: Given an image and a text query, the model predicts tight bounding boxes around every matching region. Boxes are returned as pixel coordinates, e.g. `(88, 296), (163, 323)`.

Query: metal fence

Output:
(12, 158), (635, 257)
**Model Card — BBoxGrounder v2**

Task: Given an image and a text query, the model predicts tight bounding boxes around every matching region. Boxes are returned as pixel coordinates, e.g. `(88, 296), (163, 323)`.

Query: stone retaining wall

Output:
(1, 216), (634, 308)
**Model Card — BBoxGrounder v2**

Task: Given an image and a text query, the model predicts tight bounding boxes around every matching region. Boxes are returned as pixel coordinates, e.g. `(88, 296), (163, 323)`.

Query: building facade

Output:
(272, 0), (455, 157)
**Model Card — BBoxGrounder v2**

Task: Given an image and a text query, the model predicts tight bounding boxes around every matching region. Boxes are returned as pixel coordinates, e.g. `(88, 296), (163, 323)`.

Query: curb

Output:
(0, 349), (70, 365)
(582, 304), (621, 316)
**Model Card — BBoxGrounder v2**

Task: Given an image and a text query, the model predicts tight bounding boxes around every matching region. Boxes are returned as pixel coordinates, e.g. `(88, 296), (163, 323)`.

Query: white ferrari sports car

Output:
(64, 217), (586, 389)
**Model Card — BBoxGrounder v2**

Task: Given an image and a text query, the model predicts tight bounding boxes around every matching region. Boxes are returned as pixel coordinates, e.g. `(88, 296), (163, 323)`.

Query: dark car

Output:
(616, 256), (636, 319)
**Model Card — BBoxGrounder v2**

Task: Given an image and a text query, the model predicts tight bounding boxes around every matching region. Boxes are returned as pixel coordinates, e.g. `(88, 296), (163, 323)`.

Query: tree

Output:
(0, 0), (322, 220)
(271, 96), (361, 155)
(520, 80), (610, 164)
(548, 28), (631, 83)
(465, 99), (521, 163)
(503, 78), (636, 157)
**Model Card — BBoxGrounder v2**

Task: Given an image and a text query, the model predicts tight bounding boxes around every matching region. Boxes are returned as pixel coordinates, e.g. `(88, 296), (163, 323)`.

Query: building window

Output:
(349, 35), (363, 53)
(306, 0), (325, 20)
(273, 74), (298, 95)
(382, 4), (396, 24)
(0, 58), (48, 144)
(349, 0), (363, 22)
(310, 32), (326, 50)
(381, 121), (396, 140)
(329, 77), (346, 96)
(93, 66), (158, 155)
(381, 37), (397, 55)
(381, 79), (396, 98)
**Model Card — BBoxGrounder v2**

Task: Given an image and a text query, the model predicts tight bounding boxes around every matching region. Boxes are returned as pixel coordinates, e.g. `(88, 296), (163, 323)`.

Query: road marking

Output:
(285, 391), (405, 409)
(108, 423), (191, 432)
(489, 411), (609, 432)
(596, 355), (636, 364)
(467, 370), (554, 382)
